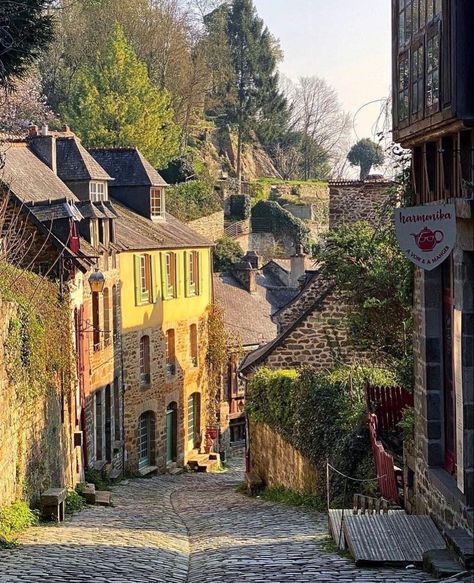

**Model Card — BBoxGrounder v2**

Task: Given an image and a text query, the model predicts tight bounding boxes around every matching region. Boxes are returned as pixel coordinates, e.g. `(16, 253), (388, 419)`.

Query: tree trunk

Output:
(237, 120), (243, 193)
(360, 162), (372, 181)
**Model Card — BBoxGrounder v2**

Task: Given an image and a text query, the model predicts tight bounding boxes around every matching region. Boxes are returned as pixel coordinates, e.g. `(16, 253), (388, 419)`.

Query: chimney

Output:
(233, 260), (257, 294)
(28, 130), (57, 175)
(244, 250), (261, 270)
(28, 125), (38, 137)
(289, 245), (306, 288)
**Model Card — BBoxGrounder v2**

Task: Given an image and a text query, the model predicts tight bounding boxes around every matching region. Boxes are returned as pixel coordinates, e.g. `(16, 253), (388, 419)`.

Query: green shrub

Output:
(213, 236), (244, 272)
(65, 490), (85, 515)
(85, 469), (110, 492)
(166, 180), (222, 222)
(246, 366), (395, 504)
(0, 501), (38, 546)
(251, 200), (310, 249)
(398, 406), (415, 444)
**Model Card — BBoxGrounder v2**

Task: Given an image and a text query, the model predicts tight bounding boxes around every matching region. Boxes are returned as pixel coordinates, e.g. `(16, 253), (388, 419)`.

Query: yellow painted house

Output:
(90, 148), (214, 473)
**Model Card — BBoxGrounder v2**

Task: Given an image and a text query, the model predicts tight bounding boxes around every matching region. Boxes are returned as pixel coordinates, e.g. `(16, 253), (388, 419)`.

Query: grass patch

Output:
(0, 501), (38, 547)
(253, 486), (326, 511)
(319, 535), (354, 560)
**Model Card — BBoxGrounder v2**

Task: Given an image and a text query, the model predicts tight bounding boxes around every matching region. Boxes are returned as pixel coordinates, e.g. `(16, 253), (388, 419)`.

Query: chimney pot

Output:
(40, 125), (49, 136)
(28, 125), (38, 137)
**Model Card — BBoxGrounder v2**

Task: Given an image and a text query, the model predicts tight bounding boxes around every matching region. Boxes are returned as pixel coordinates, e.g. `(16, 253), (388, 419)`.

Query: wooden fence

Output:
(368, 413), (400, 503)
(366, 385), (414, 432)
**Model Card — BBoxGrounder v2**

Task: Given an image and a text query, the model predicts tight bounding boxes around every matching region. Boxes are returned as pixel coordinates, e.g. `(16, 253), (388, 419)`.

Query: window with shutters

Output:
(186, 251), (199, 296)
(190, 324), (198, 367)
(163, 252), (177, 299)
(139, 335), (151, 386)
(134, 254), (156, 305)
(166, 329), (176, 375)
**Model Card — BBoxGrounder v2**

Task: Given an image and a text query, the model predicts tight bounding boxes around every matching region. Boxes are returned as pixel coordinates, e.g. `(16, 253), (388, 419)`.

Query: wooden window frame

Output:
(166, 329), (176, 375)
(140, 254), (153, 303)
(150, 188), (165, 219)
(90, 181), (107, 203)
(139, 335), (151, 386)
(425, 25), (441, 115)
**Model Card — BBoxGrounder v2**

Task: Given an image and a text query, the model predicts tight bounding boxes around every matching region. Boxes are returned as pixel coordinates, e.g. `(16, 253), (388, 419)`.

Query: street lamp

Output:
(88, 268), (105, 293)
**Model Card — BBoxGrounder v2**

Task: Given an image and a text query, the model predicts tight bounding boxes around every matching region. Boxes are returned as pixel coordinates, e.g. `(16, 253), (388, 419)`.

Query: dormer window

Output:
(90, 181), (108, 202)
(151, 188), (165, 219)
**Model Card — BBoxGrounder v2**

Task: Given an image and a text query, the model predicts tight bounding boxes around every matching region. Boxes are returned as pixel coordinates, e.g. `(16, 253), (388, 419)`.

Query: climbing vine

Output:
(206, 304), (229, 426)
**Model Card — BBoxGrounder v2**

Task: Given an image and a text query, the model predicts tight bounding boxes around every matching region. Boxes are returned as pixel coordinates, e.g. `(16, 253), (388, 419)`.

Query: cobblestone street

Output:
(0, 456), (430, 583)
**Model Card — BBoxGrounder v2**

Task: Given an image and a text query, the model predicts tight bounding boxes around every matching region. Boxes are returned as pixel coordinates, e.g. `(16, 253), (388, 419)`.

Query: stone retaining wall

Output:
(329, 181), (394, 229)
(249, 420), (318, 494)
(188, 211), (224, 243)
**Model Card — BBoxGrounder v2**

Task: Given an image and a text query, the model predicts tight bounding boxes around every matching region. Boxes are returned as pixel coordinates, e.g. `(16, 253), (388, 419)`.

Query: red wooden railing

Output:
(366, 385), (414, 432)
(368, 413), (400, 503)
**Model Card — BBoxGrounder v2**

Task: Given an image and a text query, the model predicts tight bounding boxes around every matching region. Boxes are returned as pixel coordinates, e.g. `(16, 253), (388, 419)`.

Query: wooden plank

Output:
(344, 513), (446, 566)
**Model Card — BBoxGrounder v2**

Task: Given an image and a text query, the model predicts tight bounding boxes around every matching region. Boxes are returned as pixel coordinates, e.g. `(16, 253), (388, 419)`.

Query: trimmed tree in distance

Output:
(62, 24), (180, 168)
(347, 138), (385, 181)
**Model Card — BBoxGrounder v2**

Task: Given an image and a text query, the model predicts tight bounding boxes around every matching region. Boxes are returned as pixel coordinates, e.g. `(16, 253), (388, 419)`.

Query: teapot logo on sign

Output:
(394, 204), (456, 271)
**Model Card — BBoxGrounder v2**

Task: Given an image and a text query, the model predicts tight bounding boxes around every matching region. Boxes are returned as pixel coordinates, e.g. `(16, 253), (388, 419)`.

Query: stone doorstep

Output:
(187, 453), (220, 473)
(138, 465), (158, 477)
(81, 483), (96, 505)
(94, 490), (112, 507)
(423, 549), (464, 579)
(444, 528), (474, 570)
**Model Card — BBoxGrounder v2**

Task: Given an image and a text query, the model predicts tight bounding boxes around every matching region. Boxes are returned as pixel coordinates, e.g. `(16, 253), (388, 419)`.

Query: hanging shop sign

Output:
(394, 204), (456, 271)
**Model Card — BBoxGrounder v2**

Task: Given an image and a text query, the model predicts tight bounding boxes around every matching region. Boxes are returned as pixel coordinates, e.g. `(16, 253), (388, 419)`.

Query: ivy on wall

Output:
(247, 365), (396, 505)
(251, 200), (311, 250)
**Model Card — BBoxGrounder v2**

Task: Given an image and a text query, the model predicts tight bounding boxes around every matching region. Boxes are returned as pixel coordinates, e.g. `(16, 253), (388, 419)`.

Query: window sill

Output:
(428, 467), (466, 509)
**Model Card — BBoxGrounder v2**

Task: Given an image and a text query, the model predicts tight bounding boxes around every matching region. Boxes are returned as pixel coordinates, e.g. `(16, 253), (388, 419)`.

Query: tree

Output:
(0, 74), (58, 134)
(225, 0), (287, 186)
(213, 236), (244, 272)
(287, 76), (350, 180)
(62, 24), (180, 168)
(0, 0), (54, 88)
(347, 138), (385, 181)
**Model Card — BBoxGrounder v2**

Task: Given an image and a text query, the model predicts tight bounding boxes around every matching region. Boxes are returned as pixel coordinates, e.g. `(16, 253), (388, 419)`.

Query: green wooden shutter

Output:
(198, 251), (204, 297)
(175, 253), (181, 298)
(134, 255), (142, 305)
(151, 254), (159, 303)
(184, 251), (190, 298)
(160, 252), (170, 300)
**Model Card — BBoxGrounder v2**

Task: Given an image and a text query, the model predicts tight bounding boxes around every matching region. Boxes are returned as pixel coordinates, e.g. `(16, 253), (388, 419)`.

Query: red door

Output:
(442, 258), (456, 475)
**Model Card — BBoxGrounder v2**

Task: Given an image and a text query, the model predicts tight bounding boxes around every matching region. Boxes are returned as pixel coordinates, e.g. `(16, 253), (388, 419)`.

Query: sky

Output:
(253, 0), (392, 145)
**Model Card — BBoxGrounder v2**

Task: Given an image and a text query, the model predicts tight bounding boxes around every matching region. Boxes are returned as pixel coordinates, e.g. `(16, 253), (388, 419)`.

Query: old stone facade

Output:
(249, 420), (318, 494)
(410, 227), (474, 535)
(122, 313), (209, 472)
(329, 179), (394, 230)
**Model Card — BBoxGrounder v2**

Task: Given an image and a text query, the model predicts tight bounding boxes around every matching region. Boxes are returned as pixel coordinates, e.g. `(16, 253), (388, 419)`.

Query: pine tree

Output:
(63, 24), (180, 168)
(226, 0), (287, 186)
(0, 0), (54, 88)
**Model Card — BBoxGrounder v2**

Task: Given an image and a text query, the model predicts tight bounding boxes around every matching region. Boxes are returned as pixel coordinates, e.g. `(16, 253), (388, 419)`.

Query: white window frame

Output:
(151, 187), (165, 219)
(90, 181), (107, 202)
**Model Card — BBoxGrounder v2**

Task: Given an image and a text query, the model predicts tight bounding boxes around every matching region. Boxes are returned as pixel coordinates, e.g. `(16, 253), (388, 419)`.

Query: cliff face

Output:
(199, 126), (281, 181)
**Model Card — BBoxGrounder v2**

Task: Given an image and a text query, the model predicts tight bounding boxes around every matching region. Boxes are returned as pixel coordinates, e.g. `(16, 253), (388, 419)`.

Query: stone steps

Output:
(79, 483), (112, 506)
(444, 528), (474, 570)
(423, 549), (464, 579)
(187, 453), (220, 473)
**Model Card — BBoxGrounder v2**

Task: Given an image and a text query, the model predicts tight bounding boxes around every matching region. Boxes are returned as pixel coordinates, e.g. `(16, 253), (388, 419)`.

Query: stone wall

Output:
(270, 183), (329, 200)
(249, 420), (318, 494)
(265, 287), (368, 371)
(329, 180), (394, 229)
(411, 229), (474, 534)
(0, 296), (77, 506)
(188, 211), (224, 243)
(122, 312), (209, 473)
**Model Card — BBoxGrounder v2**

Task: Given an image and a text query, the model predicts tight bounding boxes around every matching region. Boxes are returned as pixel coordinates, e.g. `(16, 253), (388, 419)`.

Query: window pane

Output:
(419, 0), (426, 26)
(399, 6), (405, 47)
(405, 0), (413, 43)
(427, 0), (433, 22)
(426, 35), (440, 108)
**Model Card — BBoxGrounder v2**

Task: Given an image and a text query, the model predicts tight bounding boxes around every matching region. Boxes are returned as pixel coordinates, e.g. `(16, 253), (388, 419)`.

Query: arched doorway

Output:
(166, 402), (178, 464)
(138, 411), (155, 470)
(187, 393), (201, 451)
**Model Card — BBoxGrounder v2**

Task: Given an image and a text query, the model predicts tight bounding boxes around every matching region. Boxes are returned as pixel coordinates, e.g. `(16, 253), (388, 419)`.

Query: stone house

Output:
(213, 251), (294, 447)
(392, 0), (474, 535)
(239, 266), (367, 376)
(90, 148), (214, 474)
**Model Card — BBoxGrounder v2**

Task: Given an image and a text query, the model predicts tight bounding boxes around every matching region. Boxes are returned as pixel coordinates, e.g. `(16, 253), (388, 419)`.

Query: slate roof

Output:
(56, 137), (112, 182)
(113, 201), (212, 250)
(267, 257), (318, 274)
(213, 272), (278, 347)
(89, 148), (167, 187)
(1, 142), (78, 204)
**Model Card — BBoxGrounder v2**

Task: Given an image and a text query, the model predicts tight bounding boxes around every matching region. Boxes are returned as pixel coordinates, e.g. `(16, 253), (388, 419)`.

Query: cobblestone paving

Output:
(0, 455), (430, 583)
